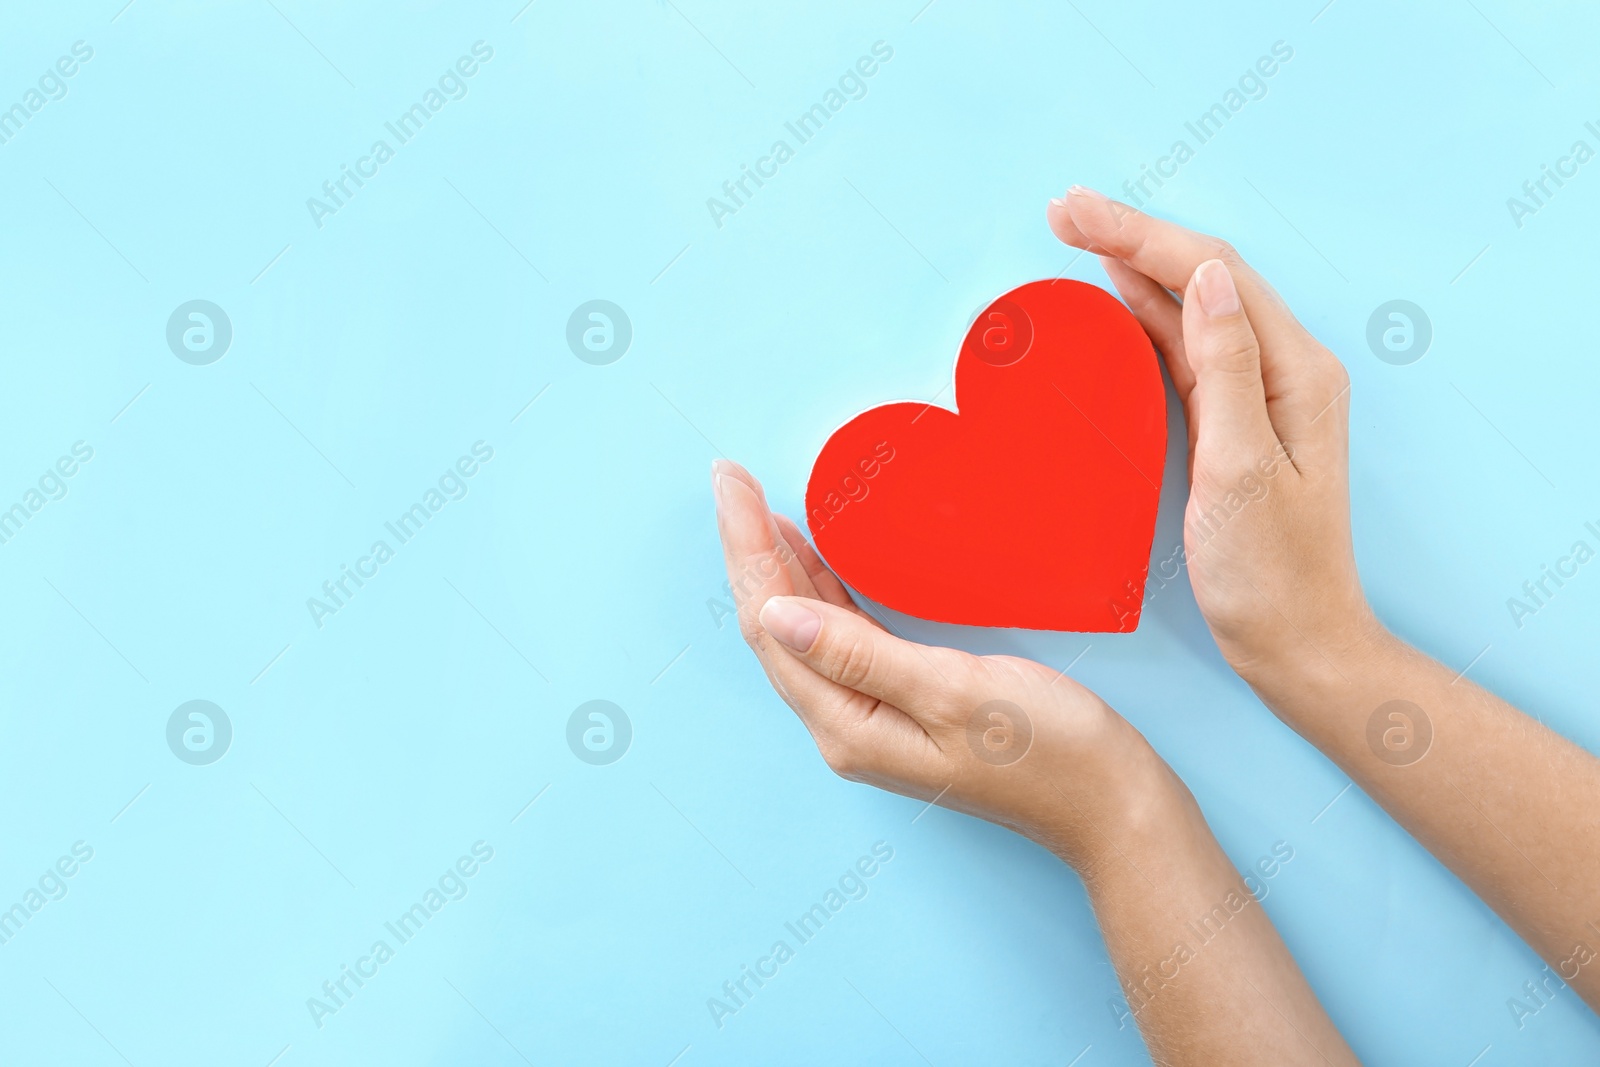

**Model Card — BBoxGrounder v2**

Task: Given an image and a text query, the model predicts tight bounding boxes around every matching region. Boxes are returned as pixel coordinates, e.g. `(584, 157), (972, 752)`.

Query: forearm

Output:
(1068, 768), (1358, 1066)
(1246, 625), (1600, 1007)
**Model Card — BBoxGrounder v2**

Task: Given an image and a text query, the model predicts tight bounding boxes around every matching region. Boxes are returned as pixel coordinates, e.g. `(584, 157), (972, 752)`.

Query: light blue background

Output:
(1, 0), (1597, 1063)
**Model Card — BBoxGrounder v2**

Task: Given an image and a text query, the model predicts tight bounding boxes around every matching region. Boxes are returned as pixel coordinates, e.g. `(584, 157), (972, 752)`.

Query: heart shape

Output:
(805, 279), (1166, 632)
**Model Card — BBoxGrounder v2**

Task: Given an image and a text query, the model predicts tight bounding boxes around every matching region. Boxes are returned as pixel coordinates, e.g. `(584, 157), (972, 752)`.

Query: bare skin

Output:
(714, 462), (1358, 1065)
(1048, 185), (1600, 1010)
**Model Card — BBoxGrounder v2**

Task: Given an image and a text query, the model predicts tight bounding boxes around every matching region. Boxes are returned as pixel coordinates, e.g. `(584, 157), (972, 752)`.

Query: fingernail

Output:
(1048, 196), (1069, 209)
(1068, 185), (1109, 201)
(760, 597), (821, 652)
(1195, 259), (1241, 317)
(713, 472), (730, 512)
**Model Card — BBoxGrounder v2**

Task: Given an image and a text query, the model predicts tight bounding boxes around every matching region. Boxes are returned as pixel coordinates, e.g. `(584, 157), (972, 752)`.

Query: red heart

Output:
(804, 279), (1166, 632)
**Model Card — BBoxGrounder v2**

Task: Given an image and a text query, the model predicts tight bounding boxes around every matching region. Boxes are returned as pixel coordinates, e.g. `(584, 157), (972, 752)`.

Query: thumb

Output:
(1180, 259), (1282, 468)
(758, 596), (958, 716)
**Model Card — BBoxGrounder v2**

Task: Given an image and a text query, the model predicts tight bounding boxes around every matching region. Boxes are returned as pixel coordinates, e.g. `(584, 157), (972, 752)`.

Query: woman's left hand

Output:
(712, 459), (1178, 865)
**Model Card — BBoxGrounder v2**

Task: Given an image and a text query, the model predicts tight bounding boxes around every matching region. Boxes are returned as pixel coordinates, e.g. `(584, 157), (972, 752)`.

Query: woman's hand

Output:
(1047, 187), (1379, 688)
(1049, 189), (1600, 1020)
(712, 458), (1174, 867)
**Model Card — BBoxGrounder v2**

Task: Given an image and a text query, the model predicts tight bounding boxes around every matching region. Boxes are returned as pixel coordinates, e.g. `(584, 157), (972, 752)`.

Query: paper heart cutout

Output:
(804, 279), (1166, 632)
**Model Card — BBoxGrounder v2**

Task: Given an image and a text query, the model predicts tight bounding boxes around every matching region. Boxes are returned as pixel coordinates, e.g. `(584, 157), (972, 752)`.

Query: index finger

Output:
(1047, 188), (1352, 447)
(1047, 189), (1308, 353)
(714, 466), (811, 632)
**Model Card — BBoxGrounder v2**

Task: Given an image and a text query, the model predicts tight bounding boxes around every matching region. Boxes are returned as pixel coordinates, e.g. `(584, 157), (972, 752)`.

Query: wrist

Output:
(1239, 608), (1400, 720)
(1036, 725), (1196, 873)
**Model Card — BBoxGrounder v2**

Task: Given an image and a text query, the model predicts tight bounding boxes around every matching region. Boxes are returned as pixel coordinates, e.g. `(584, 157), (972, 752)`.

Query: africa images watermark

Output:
(1366, 699), (1432, 767)
(705, 841), (895, 1030)
(967, 700), (1032, 766)
(0, 440), (95, 549)
(0, 841), (95, 949)
(1109, 441), (1294, 628)
(167, 700), (232, 766)
(0, 40), (94, 148)
(707, 537), (796, 632)
(566, 699), (632, 766)
(306, 41), (495, 230)
(806, 439), (896, 536)
(705, 41), (895, 230)
(306, 441), (494, 629)
(1110, 840), (1296, 1029)
(306, 840), (495, 1030)
(1114, 40), (1294, 210)
(1504, 519), (1600, 630)
(705, 440), (896, 632)
(1505, 118), (1600, 230)
(1505, 937), (1595, 1031)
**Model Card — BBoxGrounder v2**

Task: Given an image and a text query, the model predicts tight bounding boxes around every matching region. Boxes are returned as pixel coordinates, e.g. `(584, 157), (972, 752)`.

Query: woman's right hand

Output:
(1048, 187), (1383, 689)
(1045, 190), (1600, 1024)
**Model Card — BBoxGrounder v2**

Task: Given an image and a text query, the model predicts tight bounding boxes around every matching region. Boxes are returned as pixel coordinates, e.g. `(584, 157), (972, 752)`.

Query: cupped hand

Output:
(1047, 187), (1380, 686)
(712, 459), (1173, 865)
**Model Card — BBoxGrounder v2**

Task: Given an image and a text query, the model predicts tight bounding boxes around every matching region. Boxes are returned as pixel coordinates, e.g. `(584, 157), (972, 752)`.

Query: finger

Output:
(1059, 188), (1347, 447)
(1046, 194), (1111, 255)
(1059, 187), (1277, 303)
(773, 513), (869, 617)
(1180, 260), (1282, 468)
(1057, 187), (1313, 358)
(761, 621), (921, 756)
(1100, 255), (1194, 401)
(714, 468), (816, 622)
(713, 466), (941, 776)
(758, 596), (967, 721)
(715, 470), (869, 725)
(714, 461), (817, 602)
(714, 457), (769, 507)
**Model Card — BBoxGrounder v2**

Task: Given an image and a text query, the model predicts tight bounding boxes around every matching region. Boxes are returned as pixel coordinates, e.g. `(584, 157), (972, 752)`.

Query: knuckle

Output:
(1127, 226), (1158, 260)
(1205, 236), (1242, 264)
(1299, 356), (1349, 405)
(1196, 331), (1260, 376)
(817, 736), (866, 782)
(820, 632), (878, 691)
(1106, 199), (1144, 231)
(736, 607), (765, 647)
(1325, 359), (1351, 392)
